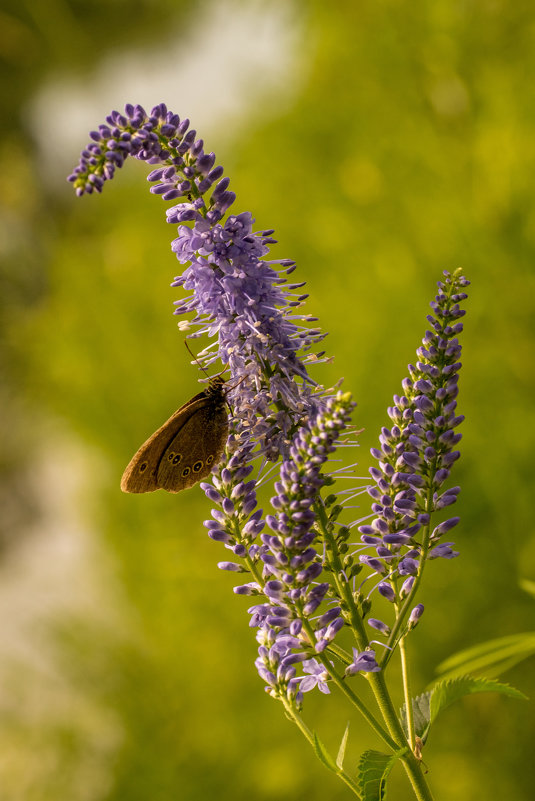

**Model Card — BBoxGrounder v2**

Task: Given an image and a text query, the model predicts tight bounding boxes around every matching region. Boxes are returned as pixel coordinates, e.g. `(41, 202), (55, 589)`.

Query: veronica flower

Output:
(357, 270), (469, 606)
(254, 625), (305, 706)
(70, 106), (337, 613)
(345, 648), (381, 676)
(300, 659), (331, 694)
(261, 393), (354, 621)
(68, 102), (232, 217)
(69, 103), (328, 465)
(71, 105), (478, 800)
(170, 210), (326, 461)
(242, 391), (357, 698)
(367, 618), (391, 636)
(408, 603), (425, 629)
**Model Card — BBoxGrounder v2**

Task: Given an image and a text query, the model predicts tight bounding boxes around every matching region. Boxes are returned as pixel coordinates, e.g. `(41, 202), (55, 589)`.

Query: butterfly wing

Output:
(156, 398), (228, 492)
(121, 391), (207, 493)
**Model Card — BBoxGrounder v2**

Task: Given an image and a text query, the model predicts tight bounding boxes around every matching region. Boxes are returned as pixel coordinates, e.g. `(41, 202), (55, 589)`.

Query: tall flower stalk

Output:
(69, 102), (325, 465)
(70, 103), (523, 801)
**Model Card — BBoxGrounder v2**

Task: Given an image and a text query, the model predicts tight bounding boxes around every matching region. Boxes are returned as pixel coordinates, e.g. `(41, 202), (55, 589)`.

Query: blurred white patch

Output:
(0, 422), (120, 665)
(0, 419), (126, 800)
(28, 0), (307, 187)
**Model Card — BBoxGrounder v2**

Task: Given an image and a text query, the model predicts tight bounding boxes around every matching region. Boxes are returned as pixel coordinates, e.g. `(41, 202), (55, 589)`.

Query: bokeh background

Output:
(1, 1), (534, 799)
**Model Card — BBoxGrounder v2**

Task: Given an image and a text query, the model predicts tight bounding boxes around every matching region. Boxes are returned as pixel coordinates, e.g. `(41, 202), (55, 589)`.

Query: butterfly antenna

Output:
(227, 373), (248, 392)
(184, 338), (213, 381)
(184, 340), (251, 404)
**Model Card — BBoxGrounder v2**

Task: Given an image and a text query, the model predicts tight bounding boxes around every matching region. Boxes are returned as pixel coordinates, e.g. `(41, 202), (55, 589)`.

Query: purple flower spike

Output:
(71, 108), (330, 469)
(69, 103), (233, 218)
(249, 392), (355, 694)
(170, 209), (327, 462)
(70, 106), (471, 720)
(361, 270), (468, 588)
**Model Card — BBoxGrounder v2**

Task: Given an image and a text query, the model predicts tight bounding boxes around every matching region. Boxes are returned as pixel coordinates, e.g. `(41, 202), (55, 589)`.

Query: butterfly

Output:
(121, 376), (228, 493)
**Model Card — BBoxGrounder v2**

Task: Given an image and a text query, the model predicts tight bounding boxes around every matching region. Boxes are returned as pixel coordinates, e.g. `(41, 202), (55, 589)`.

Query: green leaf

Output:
(313, 732), (338, 774)
(429, 675), (527, 726)
(399, 692), (432, 739)
(336, 722), (350, 769)
(400, 676), (527, 745)
(435, 632), (535, 680)
(357, 749), (407, 801)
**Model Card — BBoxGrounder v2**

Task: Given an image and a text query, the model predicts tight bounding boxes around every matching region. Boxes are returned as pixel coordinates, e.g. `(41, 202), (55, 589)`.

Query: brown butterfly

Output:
(121, 376), (228, 493)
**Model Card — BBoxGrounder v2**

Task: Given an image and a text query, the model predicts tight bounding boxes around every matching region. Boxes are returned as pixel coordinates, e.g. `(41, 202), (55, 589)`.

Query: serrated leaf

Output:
(435, 632), (535, 680)
(336, 722), (350, 769)
(429, 675), (527, 725)
(399, 692), (432, 739)
(313, 732), (338, 774)
(357, 748), (407, 801)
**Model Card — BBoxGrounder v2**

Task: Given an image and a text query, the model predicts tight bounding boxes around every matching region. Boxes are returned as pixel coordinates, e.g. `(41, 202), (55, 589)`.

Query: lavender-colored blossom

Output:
(71, 104), (473, 742)
(171, 211), (326, 461)
(428, 542), (459, 559)
(345, 648), (381, 676)
(248, 392), (356, 694)
(255, 625), (304, 706)
(367, 618), (391, 636)
(258, 391), (354, 633)
(300, 659), (331, 694)
(408, 604), (425, 629)
(358, 270), (469, 601)
(68, 103), (234, 220)
(69, 104), (329, 467)
(234, 582), (262, 596)
(217, 561), (249, 572)
(400, 576), (415, 598)
(377, 582), (396, 602)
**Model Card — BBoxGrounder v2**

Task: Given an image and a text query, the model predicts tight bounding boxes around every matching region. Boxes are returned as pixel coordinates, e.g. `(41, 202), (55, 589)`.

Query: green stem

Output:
(314, 501), (368, 650)
(280, 697), (362, 798)
(315, 500), (434, 799)
(399, 633), (415, 751)
(243, 549), (263, 585)
(381, 484), (435, 669)
(312, 644), (398, 751)
(325, 641), (354, 666)
(227, 517), (264, 584)
(367, 672), (434, 801)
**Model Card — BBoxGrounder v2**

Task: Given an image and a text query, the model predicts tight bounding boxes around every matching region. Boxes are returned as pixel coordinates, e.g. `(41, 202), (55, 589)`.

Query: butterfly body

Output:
(121, 377), (228, 493)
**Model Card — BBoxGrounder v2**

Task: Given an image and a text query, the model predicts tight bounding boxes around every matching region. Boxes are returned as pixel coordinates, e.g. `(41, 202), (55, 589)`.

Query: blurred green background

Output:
(1, 0), (534, 799)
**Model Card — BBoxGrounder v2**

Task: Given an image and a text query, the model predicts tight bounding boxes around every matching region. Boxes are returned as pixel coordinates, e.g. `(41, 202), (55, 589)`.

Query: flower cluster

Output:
(257, 391), (355, 638)
(70, 108), (470, 725)
(201, 431), (265, 567)
(356, 269), (469, 631)
(69, 103), (328, 464)
(68, 102), (234, 221)
(171, 210), (326, 461)
(245, 391), (384, 700)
